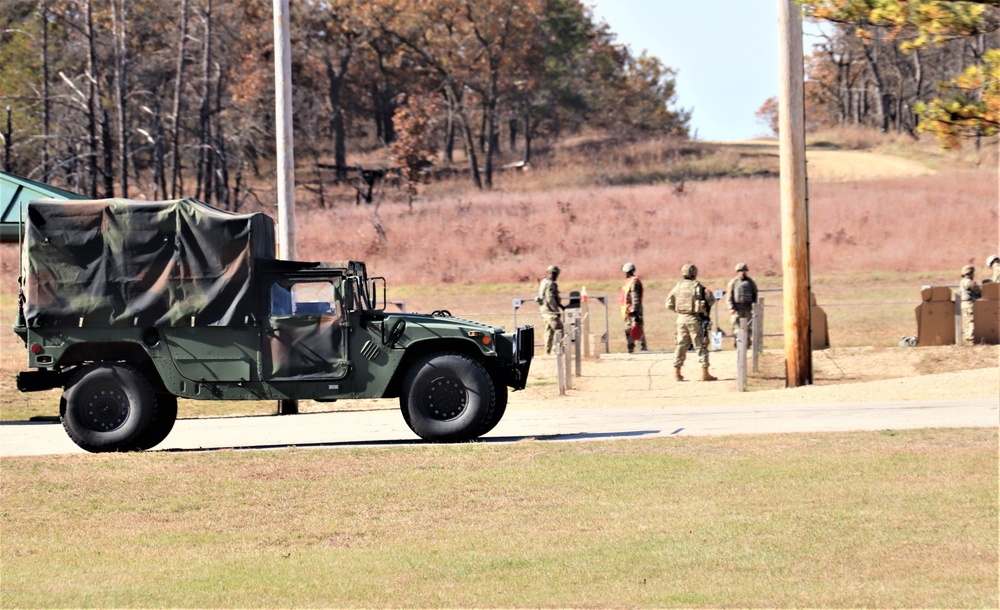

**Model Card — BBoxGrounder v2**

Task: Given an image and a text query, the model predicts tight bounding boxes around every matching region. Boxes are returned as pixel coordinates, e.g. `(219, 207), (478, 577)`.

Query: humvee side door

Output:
(263, 275), (349, 381)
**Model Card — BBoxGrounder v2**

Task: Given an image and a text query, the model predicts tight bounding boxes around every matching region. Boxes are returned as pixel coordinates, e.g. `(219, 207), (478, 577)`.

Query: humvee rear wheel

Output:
(402, 353), (494, 442)
(61, 363), (156, 453)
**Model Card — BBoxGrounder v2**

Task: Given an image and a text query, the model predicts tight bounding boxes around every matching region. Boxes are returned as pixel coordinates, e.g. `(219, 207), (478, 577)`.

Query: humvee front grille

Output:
(515, 325), (534, 363)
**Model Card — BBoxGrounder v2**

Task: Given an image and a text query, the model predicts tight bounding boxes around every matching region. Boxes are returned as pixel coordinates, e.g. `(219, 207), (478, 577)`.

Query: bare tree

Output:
(170, 0), (190, 198)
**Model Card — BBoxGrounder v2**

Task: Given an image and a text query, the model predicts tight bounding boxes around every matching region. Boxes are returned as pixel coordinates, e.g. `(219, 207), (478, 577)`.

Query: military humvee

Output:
(13, 197), (533, 452)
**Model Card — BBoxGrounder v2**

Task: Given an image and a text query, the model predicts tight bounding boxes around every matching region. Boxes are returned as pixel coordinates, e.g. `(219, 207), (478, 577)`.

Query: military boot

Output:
(674, 366), (684, 381)
(701, 367), (717, 381)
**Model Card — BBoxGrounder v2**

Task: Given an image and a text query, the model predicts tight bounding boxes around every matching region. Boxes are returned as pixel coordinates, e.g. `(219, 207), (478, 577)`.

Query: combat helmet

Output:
(547, 264), (560, 275)
(735, 262), (749, 272)
(961, 264), (974, 277)
(622, 262), (636, 274)
(681, 263), (698, 279)
(987, 255), (1000, 267)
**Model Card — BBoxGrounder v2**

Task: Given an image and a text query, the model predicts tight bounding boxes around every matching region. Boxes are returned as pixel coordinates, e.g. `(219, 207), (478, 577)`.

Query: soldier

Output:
(665, 263), (717, 381)
(537, 264), (565, 354)
(959, 265), (981, 344)
(726, 262), (758, 346)
(987, 255), (1000, 284)
(620, 262), (647, 353)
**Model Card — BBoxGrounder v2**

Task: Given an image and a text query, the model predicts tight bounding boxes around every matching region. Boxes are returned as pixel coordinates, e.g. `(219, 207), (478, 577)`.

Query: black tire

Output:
(401, 378), (506, 437)
(61, 363), (157, 453)
(399, 398), (415, 433)
(134, 394), (178, 450)
(402, 352), (494, 442)
(477, 378), (508, 436)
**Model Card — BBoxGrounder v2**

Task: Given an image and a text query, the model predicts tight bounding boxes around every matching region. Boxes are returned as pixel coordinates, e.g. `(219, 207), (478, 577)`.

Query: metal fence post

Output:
(954, 292), (962, 345)
(556, 329), (565, 395)
(563, 329), (573, 390)
(574, 315), (582, 377)
(753, 297), (763, 373)
(737, 318), (748, 392)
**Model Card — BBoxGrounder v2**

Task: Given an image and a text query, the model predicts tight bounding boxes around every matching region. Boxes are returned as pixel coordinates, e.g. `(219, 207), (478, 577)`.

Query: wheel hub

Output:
(83, 388), (129, 431)
(424, 376), (467, 420)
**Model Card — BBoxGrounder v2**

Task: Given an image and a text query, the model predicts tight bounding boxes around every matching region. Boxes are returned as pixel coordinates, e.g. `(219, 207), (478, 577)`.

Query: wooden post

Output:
(274, 0), (297, 414)
(778, 0), (812, 387)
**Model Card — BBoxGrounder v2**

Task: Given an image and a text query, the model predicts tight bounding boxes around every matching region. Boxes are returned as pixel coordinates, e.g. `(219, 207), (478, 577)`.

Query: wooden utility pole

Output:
(777, 0), (812, 387)
(274, 0), (297, 414)
(273, 0), (296, 261)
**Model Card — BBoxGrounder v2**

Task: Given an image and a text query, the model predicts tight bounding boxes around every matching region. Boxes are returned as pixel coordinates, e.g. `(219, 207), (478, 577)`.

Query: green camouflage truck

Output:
(12, 197), (533, 452)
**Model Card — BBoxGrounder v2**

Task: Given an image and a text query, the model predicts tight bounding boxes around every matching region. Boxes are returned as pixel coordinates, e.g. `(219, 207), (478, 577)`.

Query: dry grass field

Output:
(257, 130), (999, 287)
(281, 168), (997, 286)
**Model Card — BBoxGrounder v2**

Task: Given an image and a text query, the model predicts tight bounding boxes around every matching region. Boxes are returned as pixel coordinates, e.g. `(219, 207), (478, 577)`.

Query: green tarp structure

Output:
(1, 171), (88, 243)
(23, 197), (276, 328)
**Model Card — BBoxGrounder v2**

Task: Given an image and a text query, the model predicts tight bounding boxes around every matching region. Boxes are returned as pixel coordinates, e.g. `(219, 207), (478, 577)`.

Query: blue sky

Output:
(590, 1), (824, 141)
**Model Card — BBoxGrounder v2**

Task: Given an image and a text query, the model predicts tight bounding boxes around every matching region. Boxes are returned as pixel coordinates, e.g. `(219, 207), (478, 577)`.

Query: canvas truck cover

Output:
(22, 198), (276, 328)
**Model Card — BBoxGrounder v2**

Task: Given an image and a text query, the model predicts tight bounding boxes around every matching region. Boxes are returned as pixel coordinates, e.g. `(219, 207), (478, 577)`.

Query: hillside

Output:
(2, 130), (996, 287)
(273, 131), (997, 286)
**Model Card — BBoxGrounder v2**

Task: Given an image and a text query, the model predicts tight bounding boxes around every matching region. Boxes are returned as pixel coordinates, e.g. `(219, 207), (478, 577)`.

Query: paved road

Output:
(2, 398), (996, 457)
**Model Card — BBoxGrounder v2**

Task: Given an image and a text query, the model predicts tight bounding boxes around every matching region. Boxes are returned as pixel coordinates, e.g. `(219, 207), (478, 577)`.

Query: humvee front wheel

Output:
(477, 377), (508, 436)
(402, 353), (494, 442)
(133, 394), (178, 450)
(61, 363), (156, 453)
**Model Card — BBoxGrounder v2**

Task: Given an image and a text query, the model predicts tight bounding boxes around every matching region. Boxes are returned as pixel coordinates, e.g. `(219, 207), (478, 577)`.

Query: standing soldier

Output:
(537, 264), (565, 354)
(987, 255), (1000, 284)
(959, 265), (981, 344)
(665, 263), (717, 381)
(726, 262), (758, 346)
(620, 262), (647, 353)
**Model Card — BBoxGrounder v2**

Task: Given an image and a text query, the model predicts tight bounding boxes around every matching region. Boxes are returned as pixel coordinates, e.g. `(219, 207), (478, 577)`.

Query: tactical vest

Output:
(674, 280), (699, 314)
(620, 277), (640, 317)
(733, 278), (755, 304)
(538, 278), (550, 303)
(538, 278), (559, 313)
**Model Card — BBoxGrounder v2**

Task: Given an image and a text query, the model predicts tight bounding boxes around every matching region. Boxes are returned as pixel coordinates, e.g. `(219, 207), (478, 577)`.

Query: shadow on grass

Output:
(155, 429), (663, 453)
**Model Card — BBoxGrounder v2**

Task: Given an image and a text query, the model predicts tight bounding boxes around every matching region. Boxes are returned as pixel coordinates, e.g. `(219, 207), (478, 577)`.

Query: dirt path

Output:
(717, 139), (936, 181)
(512, 345), (1000, 410)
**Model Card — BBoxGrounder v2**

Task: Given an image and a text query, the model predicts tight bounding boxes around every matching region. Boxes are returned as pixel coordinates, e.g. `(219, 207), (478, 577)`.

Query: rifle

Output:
(698, 284), (712, 346)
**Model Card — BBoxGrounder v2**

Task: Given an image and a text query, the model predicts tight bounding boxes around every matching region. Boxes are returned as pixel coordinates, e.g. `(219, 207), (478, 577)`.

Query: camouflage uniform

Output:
(538, 265), (564, 354)
(959, 265), (981, 344)
(620, 263), (647, 353)
(726, 263), (758, 341)
(666, 264), (716, 381)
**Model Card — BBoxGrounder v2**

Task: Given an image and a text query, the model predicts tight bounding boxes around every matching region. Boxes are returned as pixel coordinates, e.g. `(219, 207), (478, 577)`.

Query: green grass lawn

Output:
(2, 428), (996, 608)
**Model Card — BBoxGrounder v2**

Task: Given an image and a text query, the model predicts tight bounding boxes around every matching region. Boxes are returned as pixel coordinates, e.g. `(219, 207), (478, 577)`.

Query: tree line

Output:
(758, 0), (999, 146)
(0, 0), (691, 208)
